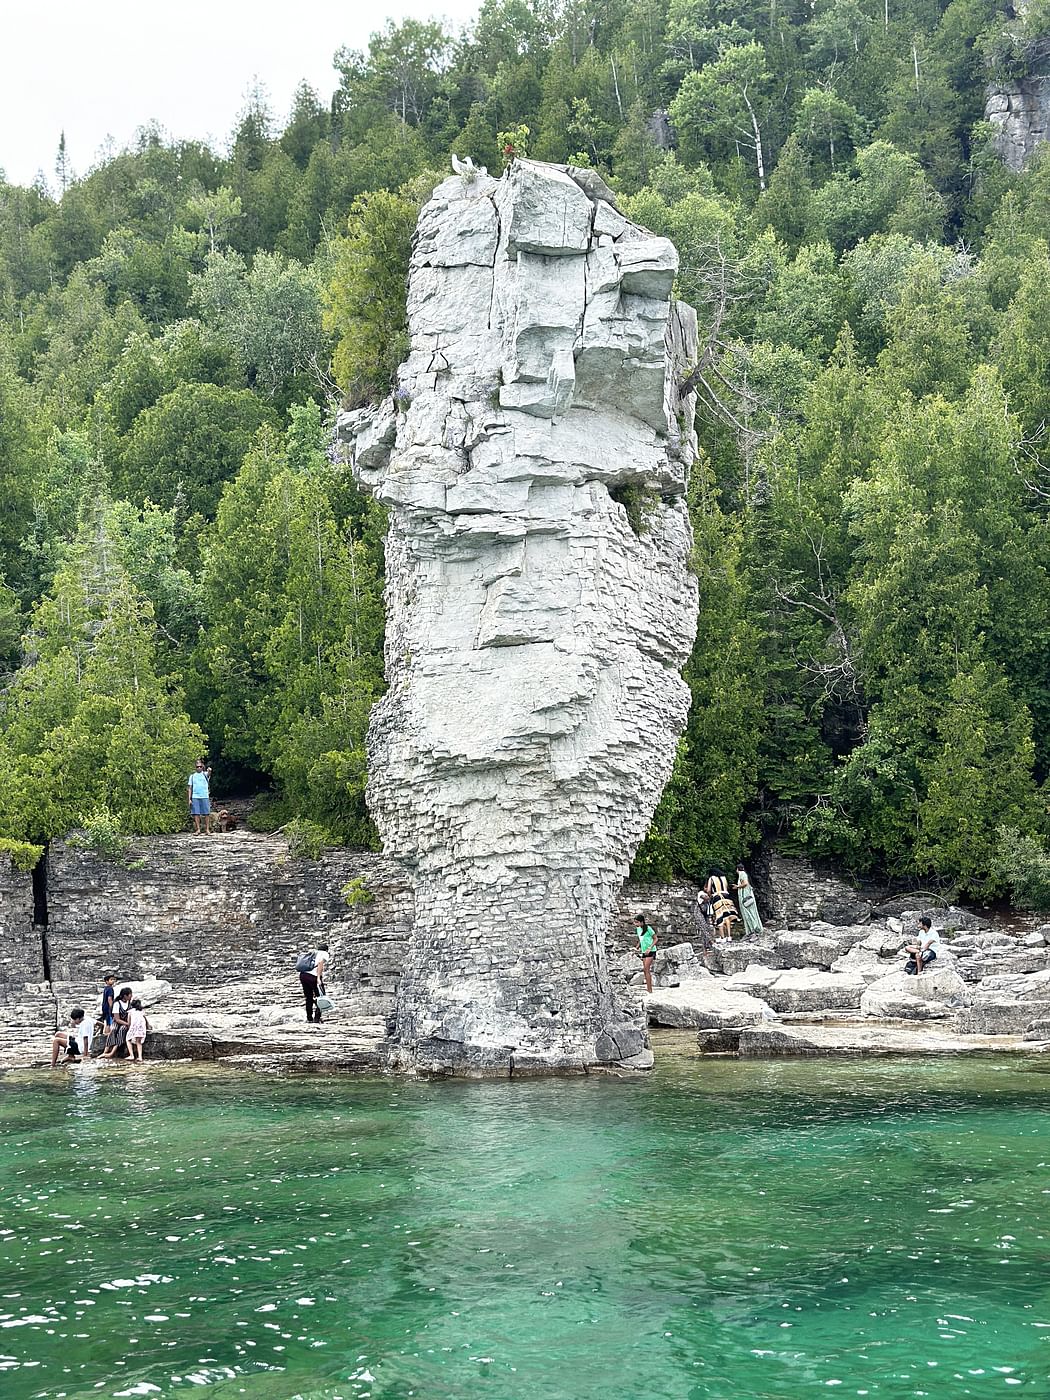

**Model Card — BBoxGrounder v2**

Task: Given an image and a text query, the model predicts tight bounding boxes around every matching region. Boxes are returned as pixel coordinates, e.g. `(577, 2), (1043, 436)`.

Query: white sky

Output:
(0, 0), (482, 189)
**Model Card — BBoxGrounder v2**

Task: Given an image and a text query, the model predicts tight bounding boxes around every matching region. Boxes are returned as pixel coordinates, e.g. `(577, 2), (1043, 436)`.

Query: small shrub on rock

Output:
(341, 876), (375, 908)
(286, 817), (330, 861)
(68, 807), (129, 861)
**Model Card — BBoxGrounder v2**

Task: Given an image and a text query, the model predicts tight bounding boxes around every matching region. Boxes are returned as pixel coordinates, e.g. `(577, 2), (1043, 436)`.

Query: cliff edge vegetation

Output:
(2, 0), (1050, 902)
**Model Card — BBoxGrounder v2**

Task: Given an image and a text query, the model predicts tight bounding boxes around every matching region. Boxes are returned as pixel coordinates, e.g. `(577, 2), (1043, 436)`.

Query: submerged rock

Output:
(337, 160), (699, 1075)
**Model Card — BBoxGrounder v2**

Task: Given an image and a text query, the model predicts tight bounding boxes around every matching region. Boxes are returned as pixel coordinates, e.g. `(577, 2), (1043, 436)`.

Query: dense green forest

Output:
(2, 0), (1050, 901)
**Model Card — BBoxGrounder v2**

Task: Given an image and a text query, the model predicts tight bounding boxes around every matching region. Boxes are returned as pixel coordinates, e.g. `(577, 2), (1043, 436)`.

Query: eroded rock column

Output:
(337, 160), (698, 1074)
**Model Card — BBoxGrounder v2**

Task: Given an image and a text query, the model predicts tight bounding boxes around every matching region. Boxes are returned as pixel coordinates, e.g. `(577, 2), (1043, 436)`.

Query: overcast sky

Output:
(1, 0), (482, 189)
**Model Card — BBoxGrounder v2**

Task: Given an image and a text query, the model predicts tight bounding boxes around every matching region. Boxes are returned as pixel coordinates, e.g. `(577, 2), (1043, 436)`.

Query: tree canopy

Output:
(1, 0), (1050, 896)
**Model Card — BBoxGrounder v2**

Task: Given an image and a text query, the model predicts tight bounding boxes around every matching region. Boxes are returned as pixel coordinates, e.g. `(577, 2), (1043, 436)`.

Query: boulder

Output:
(955, 948), (1050, 981)
(959, 1001), (1050, 1035)
(873, 902), (983, 932)
(950, 931), (1014, 952)
(815, 895), (873, 926)
(147, 1028), (217, 1060)
(653, 941), (709, 986)
(938, 907), (986, 933)
(872, 896), (930, 919)
(736, 1022), (1028, 1057)
(831, 945), (892, 984)
(1022, 929), (1048, 947)
(861, 928), (910, 957)
(957, 968), (1050, 1033)
(725, 965), (866, 1013)
(645, 983), (775, 1030)
(127, 978), (173, 1006)
(724, 963), (781, 996)
(774, 929), (861, 969)
(708, 940), (777, 975)
(859, 966), (968, 1020)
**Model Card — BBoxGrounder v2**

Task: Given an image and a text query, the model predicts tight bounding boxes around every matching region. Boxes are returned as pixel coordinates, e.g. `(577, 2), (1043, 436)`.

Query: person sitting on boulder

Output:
(904, 917), (940, 974)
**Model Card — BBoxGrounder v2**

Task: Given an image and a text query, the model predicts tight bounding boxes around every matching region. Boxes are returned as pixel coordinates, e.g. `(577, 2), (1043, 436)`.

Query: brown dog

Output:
(216, 809), (238, 833)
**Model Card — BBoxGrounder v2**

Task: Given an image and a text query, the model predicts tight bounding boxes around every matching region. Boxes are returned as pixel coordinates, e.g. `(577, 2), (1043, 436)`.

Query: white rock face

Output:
(859, 967), (969, 1020)
(645, 983), (775, 1030)
(725, 965), (866, 1013)
(336, 161), (699, 1074)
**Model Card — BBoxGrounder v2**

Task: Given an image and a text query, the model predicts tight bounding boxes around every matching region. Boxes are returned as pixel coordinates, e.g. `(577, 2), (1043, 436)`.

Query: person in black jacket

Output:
(297, 944), (330, 1024)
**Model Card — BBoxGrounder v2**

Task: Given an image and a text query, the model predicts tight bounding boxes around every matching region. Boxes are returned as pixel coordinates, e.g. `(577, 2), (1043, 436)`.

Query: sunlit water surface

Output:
(1, 1046), (1049, 1399)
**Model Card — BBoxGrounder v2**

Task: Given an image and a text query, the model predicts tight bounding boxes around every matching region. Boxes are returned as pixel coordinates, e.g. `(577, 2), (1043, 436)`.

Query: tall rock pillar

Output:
(337, 160), (699, 1074)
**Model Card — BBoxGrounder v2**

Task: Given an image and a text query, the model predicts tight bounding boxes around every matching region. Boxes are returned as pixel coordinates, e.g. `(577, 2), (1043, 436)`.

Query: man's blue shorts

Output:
(191, 797), (211, 815)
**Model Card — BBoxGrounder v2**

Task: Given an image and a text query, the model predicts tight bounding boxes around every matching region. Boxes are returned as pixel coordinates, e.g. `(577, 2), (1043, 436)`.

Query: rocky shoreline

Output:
(4, 835), (1049, 1075)
(637, 905), (1050, 1059)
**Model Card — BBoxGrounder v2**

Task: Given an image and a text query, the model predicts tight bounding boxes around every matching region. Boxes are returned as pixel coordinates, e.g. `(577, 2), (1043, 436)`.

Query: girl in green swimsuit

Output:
(635, 914), (657, 993)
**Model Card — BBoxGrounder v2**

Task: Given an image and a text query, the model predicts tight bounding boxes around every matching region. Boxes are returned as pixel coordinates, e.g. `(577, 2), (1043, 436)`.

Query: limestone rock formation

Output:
(645, 983), (775, 1030)
(985, 0), (1050, 172)
(987, 50), (1050, 170)
(858, 966), (968, 1020)
(337, 160), (699, 1075)
(724, 964), (867, 1013)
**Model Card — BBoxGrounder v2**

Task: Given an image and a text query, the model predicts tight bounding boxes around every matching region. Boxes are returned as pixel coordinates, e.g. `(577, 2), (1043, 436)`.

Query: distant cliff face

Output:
(986, 23), (1050, 170)
(337, 159), (699, 1075)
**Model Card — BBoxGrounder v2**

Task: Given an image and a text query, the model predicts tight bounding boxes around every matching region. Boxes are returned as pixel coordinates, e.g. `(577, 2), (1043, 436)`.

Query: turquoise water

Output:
(2, 1047), (1049, 1399)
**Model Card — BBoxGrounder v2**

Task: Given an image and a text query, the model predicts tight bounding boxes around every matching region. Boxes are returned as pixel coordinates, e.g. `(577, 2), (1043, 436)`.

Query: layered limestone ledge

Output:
(337, 160), (700, 1075)
(985, 15), (1050, 171)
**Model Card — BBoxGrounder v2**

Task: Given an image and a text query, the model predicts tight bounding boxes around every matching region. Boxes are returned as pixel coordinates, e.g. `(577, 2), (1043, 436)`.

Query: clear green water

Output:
(2, 1048), (1050, 1400)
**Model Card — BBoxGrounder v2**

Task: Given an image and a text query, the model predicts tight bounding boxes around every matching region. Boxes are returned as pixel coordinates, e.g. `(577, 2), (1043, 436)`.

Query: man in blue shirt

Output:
(187, 759), (213, 834)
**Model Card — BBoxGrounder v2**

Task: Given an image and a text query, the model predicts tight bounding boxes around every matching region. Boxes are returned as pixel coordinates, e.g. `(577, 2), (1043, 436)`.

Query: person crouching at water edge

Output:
(904, 917), (940, 974)
(51, 1008), (87, 1067)
(296, 943), (330, 1023)
(635, 915), (657, 994)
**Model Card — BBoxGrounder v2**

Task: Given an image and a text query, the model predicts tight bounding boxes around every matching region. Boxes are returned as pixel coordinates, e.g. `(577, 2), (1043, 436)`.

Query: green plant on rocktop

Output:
(341, 876), (375, 908)
(285, 816), (331, 861)
(609, 482), (658, 536)
(0, 838), (44, 872)
(68, 807), (129, 861)
(326, 173), (438, 402)
(497, 124), (530, 168)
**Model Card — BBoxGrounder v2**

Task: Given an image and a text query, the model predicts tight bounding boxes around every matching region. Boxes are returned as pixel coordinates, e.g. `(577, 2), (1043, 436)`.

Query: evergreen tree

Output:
(0, 499), (205, 841)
